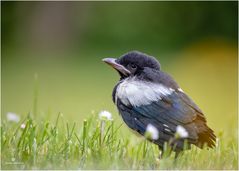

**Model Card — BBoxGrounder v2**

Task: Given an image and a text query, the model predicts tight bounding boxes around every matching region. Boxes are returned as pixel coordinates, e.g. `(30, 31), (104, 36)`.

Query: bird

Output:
(102, 51), (216, 157)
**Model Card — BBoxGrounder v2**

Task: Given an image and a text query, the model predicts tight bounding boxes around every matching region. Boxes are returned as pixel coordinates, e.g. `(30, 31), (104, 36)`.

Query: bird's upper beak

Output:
(102, 58), (131, 76)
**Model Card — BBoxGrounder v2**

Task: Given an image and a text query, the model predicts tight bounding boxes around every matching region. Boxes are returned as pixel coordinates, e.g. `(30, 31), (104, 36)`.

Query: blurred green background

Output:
(2, 2), (238, 136)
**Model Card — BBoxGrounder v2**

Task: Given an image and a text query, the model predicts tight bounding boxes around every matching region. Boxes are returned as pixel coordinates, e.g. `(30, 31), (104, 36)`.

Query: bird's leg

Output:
(174, 151), (181, 159)
(158, 145), (173, 159)
(173, 150), (181, 166)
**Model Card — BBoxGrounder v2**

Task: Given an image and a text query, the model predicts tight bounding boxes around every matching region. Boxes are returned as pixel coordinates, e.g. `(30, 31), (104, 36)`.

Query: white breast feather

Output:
(116, 77), (174, 107)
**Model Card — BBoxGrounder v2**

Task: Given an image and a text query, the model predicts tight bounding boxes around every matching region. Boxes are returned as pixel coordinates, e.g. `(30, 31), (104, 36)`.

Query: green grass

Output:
(2, 41), (238, 169)
(1, 112), (238, 170)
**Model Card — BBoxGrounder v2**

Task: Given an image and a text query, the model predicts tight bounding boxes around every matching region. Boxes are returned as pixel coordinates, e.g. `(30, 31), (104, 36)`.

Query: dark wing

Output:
(116, 90), (216, 150)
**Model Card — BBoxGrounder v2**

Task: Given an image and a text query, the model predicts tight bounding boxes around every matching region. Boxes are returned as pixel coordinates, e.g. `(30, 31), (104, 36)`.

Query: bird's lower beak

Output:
(102, 58), (131, 76)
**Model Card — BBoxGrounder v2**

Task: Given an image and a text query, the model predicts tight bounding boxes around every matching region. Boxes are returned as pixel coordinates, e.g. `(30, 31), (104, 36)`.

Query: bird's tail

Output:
(195, 120), (216, 148)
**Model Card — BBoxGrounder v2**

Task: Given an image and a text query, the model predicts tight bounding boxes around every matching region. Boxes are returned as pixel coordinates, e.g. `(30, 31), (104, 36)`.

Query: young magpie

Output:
(102, 51), (216, 155)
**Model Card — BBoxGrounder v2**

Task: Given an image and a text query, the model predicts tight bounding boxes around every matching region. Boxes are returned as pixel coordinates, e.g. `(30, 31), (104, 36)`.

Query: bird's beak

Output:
(102, 58), (131, 76)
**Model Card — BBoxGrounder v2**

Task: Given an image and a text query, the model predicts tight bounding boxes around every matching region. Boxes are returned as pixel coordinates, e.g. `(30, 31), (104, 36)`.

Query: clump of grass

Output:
(1, 112), (238, 170)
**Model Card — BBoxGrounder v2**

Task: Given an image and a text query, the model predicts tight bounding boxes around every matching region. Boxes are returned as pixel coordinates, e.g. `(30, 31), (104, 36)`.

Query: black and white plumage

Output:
(103, 51), (216, 154)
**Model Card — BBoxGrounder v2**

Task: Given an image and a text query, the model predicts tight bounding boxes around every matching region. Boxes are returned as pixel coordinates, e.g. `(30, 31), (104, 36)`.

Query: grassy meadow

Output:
(1, 112), (237, 169)
(2, 40), (238, 169)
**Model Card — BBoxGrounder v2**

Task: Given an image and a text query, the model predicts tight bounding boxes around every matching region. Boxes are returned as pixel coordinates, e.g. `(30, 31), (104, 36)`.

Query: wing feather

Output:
(116, 90), (215, 149)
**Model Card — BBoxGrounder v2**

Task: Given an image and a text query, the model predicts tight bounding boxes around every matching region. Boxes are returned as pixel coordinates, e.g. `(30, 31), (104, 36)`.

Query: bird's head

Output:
(102, 51), (161, 79)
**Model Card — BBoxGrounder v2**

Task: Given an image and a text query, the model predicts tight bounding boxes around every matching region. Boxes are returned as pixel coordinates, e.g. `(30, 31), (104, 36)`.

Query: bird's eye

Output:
(130, 64), (137, 69)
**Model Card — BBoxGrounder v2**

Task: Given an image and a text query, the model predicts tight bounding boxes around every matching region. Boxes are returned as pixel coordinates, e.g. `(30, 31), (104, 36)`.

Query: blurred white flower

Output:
(7, 112), (20, 123)
(20, 124), (26, 129)
(145, 124), (159, 140)
(99, 110), (112, 120)
(176, 125), (189, 138)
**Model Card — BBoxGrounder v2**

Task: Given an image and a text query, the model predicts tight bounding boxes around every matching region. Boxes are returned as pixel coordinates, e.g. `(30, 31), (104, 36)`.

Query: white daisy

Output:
(145, 124), (159, 140)
(20, 124), (26, 129)
(176, 125), (189, 138)
(98, 110), (113, 120)
(7, 112), (20, 123)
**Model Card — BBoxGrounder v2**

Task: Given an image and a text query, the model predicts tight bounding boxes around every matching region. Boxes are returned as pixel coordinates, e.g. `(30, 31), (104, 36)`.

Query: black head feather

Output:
(117, 51), (161, 71)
